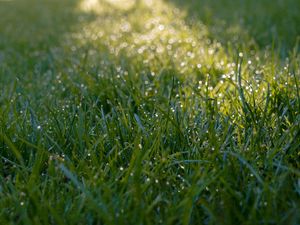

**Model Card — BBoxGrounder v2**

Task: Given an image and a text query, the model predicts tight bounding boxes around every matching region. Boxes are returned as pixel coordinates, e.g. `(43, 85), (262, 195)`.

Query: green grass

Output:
(0, 0), (299, 224)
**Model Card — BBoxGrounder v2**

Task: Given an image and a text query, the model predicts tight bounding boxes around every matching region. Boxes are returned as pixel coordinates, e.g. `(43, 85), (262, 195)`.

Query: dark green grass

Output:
(0, 0), (299, 224)
(168, 0), (300, 54)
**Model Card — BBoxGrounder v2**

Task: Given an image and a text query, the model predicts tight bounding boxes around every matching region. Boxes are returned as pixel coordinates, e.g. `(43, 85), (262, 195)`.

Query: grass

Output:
(0, 0), (299, 224)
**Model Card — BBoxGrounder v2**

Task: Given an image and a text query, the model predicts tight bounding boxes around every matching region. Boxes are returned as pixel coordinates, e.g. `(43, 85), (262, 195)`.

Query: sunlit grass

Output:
(75, 0), (298, 114)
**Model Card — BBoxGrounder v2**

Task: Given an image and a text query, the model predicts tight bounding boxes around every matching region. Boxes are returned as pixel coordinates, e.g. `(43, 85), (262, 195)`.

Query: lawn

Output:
(0, 0), (299, 224)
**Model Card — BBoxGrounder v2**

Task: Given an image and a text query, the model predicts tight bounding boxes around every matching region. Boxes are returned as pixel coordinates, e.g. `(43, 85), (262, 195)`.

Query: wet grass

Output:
(0, 0), (299, 224)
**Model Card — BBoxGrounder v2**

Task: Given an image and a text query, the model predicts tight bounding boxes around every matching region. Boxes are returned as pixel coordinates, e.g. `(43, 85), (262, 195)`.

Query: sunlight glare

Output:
(79, 0), (102, 13)
(106, 0), (136, 10)
(79, 0), (138, 12)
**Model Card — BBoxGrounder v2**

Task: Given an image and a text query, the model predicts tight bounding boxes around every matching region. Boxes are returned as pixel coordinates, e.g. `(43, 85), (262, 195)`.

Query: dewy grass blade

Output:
(58, 163), (85, 191)
(0, 132), (24, 166)
(226, 151), (264, 185)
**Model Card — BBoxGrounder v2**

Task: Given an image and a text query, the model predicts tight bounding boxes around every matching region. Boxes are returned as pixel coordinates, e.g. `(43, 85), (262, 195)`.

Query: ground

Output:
(0, 0), (299, 224)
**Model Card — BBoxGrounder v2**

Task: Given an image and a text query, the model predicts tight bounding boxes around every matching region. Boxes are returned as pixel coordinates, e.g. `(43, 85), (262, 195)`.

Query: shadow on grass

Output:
(0, 0), (97, 81)
(165, 0), (300, 54)
(0, 0), (90, 49)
